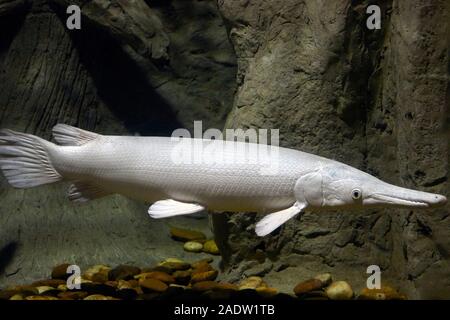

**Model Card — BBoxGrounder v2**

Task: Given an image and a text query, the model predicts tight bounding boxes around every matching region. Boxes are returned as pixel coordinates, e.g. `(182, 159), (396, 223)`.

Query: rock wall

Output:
(213, 0), (450, 299)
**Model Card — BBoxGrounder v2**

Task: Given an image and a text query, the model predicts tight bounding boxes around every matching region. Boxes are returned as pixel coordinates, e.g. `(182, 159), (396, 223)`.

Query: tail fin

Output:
(0, 129), (62, 188)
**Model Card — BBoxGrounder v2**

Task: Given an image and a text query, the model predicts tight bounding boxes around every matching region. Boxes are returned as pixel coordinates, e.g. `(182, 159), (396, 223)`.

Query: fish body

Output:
(0, 124), (446, 236)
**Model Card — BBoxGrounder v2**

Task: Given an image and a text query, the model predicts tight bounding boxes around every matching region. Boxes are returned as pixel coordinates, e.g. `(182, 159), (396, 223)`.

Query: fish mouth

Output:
(367, 193), (447, 208)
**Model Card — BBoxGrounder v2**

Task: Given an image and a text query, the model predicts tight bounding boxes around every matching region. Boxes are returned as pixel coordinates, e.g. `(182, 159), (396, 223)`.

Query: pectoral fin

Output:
(255, 202), (305, 237)
(148, 199), (205, 219)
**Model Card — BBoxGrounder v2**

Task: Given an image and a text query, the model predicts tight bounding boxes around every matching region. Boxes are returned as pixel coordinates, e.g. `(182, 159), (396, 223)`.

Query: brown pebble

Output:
(58, 291), (89, 300)
(25, 295), (59, 300)
(135, 271), (175, 284)
(139, 278), (168, 293)
(108, 265), (141, 281)
(191, 258), (213, 268)
(192, 281), (219, 292)
(170, 227), (206, 242)
(51, 263), (72, 280)
(358, 286), (407, 300)
(293, 279), (324, 296)
(192, 261), (213, 273)
(173, 270), (191, 285)
(191, 270), (218, 283)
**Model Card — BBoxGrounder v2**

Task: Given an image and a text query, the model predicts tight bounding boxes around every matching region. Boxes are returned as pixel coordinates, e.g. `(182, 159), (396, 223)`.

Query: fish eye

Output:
(351, 188), (362, 200)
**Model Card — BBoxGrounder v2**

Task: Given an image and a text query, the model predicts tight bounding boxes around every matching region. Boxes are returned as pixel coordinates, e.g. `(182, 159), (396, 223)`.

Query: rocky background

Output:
(0, 0), (449, 299)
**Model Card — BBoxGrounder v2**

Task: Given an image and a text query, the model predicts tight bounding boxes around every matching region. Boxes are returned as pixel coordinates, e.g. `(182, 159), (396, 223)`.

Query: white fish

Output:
(0, 124), (446, 236)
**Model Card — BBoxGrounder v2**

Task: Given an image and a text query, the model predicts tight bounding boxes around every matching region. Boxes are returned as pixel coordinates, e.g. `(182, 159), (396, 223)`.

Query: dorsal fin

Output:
(52, 124), (100, 146)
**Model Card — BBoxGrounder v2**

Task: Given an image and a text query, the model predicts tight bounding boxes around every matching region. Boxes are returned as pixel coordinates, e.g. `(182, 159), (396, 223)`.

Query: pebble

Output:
(184, 241), (204, 252)
(192, 281), (219, 292)
(139, 278), (168, 293)
(25, 295), (59, 300)
(358, 286), (407, 300)
(325, 281), (354, 300)
(170, 227), (206, 242)
(135, 271), (175, 284)
(191, 270), (218, 283)
(0, 290), (20, 300)
(239, 276), (266, 290)
(173, 270), (191, 285)
(158, 258), (191, 272)
(192, 261), (213, 273)
(84, 294), (111, 300)
(83, 265), (111, 283)
(108, 265), (141, 281)
(293, 279), (324, 296)
(256, 287), (278, 297)
(51, 263), (72, 280)
(58, 291), (89, 300)
(203, 240), (220, 255)
(36, 286), (55, 294)
(191, 258), (213, 267)
(314, 273), (332, 286)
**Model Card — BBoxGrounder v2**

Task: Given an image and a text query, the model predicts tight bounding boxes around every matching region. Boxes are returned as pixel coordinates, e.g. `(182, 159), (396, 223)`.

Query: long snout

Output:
(365, 182), (447, 208)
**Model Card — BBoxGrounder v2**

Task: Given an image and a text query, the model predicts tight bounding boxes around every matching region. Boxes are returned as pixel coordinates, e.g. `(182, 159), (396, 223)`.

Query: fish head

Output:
(296, 164), (447, 210)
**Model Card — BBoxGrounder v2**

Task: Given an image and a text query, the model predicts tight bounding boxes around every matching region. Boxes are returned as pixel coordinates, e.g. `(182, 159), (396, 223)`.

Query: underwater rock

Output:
(325, 281), (354, 300)
(238, 276), (267, 290)
(256, 287), (278, 297)
(192, 261), (213, 274)
(314, 273), (332, 286)
(9, 294), (24, 300)
(58, 291), (89, 300)
(215, 282), (238, 291)
(36, 286), (56, 294)
(184, 241), (204, 252)
(203, 240), (220, 255)
(25, 295), (59, 300)
(0, 290), (20, 300)
(170, 227), (206, 242)
(158, 258), (191, 272)
(191, 258), (213, 267)
(358, 286), (407, 300)
(84, 294), (114, 300)
(135, 271), (175, 284)
(172, 270), (191, 285)
(83, 265), (111, 283)
(108, 265), (141, 281)
(191, 270), (218, 283)
(139, 278), (168, 293)
(299, 291), (329, 301)
(51, 263), (71, 280)
(294, 279), (325, 296)
(192, 281), (219, 292)
(243, 260), (273, 277)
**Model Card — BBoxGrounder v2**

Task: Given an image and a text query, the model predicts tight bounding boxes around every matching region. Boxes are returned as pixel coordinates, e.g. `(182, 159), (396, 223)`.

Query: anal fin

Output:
(148, 199), (205, 219)
(68, 181), (112, 203)
(255, 202), (305, 237)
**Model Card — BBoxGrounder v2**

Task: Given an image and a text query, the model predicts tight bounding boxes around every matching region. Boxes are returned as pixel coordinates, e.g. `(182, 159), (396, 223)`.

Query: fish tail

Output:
(0, 129), (62, 188)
